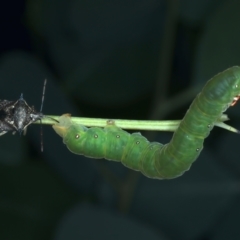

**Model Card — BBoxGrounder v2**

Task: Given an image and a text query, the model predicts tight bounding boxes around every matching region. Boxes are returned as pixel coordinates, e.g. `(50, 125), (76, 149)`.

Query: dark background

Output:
(0, 0), (240, 239)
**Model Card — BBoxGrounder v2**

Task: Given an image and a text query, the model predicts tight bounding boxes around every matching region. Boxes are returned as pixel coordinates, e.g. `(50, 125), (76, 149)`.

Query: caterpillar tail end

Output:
(52, 113), (72, 138)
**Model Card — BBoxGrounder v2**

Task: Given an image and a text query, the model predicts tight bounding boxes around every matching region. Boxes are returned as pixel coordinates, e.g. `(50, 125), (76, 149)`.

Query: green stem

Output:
(37, 114), (238, 133)
(40, 115), (181, 132)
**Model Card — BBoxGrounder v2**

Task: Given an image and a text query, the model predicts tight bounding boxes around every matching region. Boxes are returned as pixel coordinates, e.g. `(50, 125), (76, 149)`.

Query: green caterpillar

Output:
(53, 66), (240, 179)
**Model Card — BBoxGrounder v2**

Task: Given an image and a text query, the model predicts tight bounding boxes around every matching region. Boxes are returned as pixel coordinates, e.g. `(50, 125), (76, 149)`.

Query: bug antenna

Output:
(40, 79), (47, 152)
(40, 119), (43, 152)
(40, 79), (47, 113)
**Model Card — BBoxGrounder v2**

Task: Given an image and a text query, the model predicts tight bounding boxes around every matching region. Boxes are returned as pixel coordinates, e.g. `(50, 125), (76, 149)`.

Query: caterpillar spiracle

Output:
(53, 66), (240, 179)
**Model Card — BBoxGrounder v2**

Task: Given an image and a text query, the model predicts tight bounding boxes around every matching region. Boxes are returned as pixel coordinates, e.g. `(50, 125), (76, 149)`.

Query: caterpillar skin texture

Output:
(53, 66), (240, 179)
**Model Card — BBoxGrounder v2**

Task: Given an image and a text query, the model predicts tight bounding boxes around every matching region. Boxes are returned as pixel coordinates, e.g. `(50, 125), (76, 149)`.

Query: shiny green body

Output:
(53, 66), (240, 179)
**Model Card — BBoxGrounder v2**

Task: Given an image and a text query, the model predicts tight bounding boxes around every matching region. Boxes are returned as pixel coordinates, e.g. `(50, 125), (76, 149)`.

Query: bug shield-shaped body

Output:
(0, 100), (16, 135)
(12, 94), (43, 134)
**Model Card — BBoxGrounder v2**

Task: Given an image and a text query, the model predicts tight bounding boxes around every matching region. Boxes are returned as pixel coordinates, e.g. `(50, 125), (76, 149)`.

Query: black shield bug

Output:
(0, 79), (47, 135)
(0, 79), (58, 151)
(11, 79), (47, 134)
(12, 93), (44, 134)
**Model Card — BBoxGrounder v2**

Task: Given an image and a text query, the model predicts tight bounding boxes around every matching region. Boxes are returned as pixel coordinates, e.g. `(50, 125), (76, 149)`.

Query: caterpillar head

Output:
(52, 114), (72, 138)
(53, 114), (89, 155)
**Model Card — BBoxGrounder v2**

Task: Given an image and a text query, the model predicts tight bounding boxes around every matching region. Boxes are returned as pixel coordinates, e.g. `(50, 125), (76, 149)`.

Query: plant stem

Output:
(40, 115), (181, 132)
(37, 114), (238, 133)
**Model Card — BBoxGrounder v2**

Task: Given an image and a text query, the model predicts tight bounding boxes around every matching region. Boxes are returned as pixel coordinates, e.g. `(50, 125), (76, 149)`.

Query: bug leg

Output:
(23, 127), (27, 136)
(0, 131), (7, 136)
